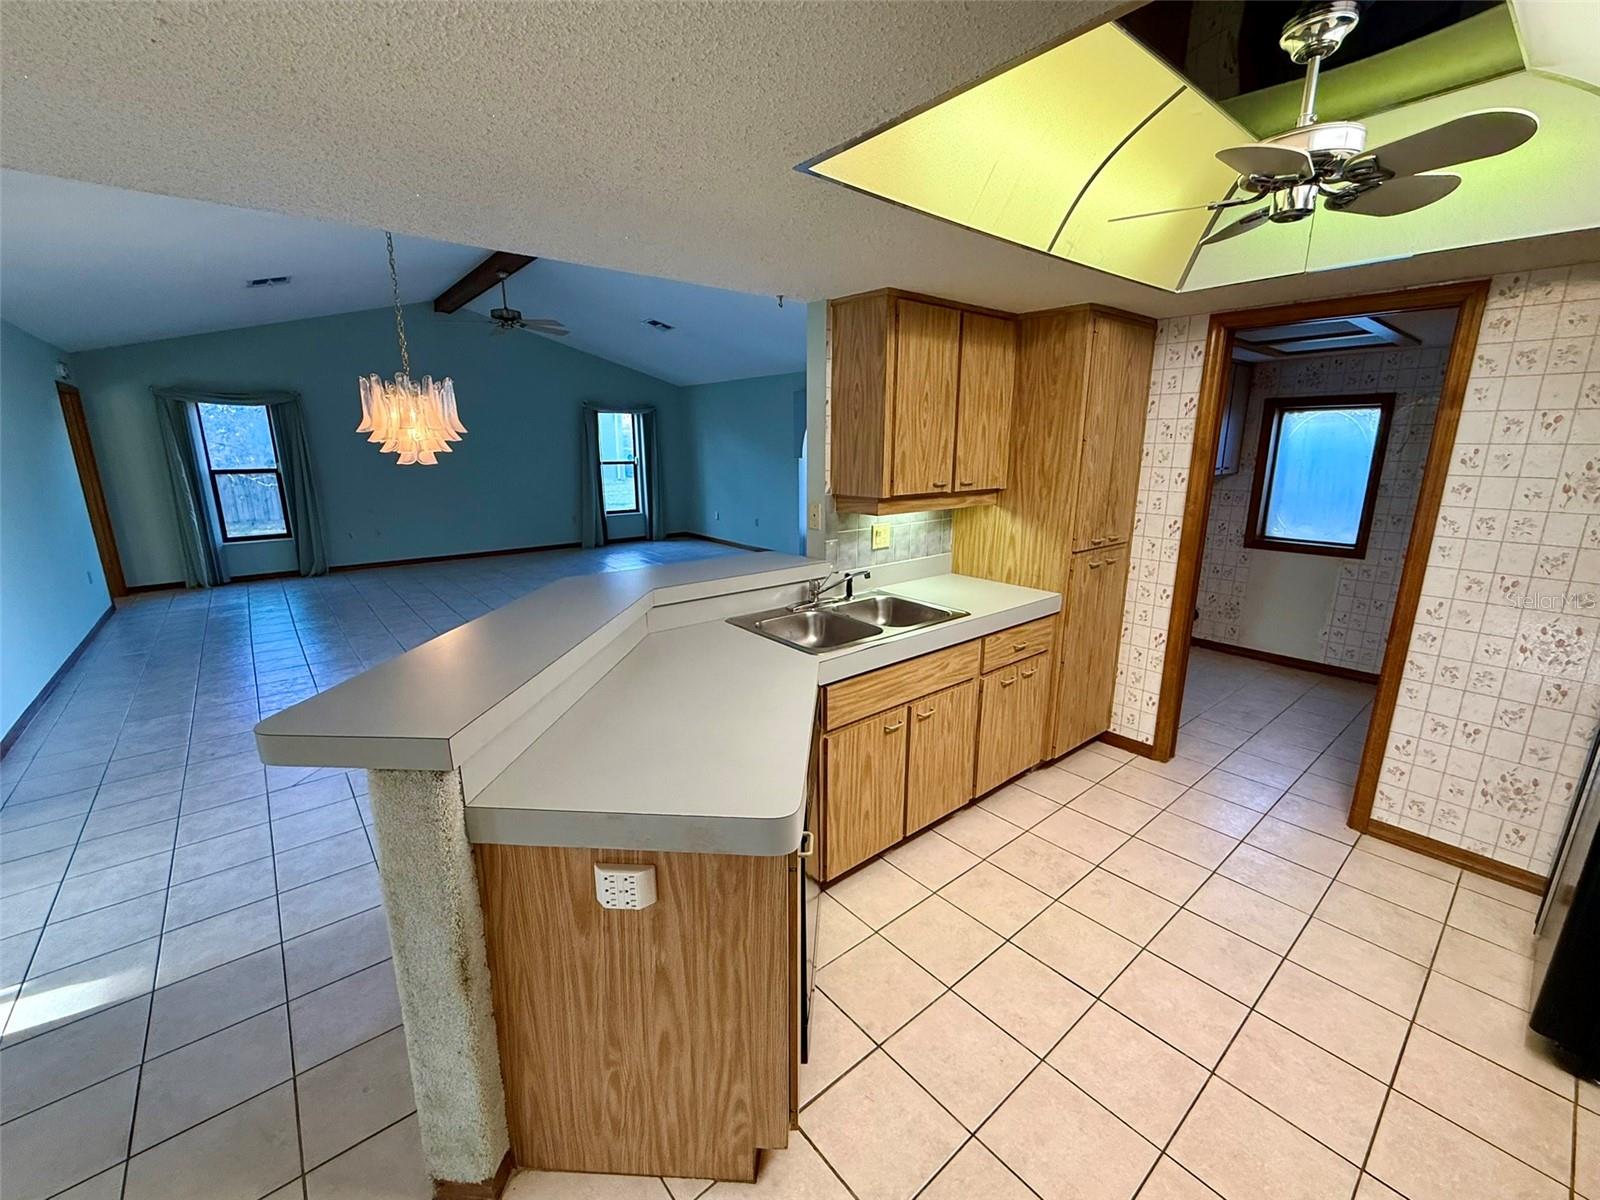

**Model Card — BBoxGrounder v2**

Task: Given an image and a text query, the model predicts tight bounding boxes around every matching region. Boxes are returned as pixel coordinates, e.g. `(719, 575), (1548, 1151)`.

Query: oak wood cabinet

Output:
(1055, 546), (1131, 753)
(1072, 317), (1151, 552)
(975, 650), (1052, 795)
(829, 290), (1017, 514)
(905, 679), (978, 834)
(822, 705), (909, 878)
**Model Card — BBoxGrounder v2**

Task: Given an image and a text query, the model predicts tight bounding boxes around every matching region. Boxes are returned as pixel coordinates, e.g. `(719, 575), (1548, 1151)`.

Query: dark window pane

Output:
(216, 472), (288, 538)
(198, 403), (278, 469)
(1263, 406), (1381, 546)
(600, 462), (639, 514)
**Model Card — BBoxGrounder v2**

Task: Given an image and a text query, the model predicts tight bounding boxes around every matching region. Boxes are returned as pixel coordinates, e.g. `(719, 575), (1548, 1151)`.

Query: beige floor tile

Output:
(1415, 972), (1575, 1095)
(1141, 752), (1216, 785)
(799, 992), (873, 1106)
(1458, 869), (1541, 913)
(1048, 1003), (1208, 1144)
(1353, 1175), (1406, 1200)
(0, 1068), (137, 1200)
(1169, 1078), (1358, 1200)
(1062, 870), (1177, 945)
(1355, 834), (1461, 882)
(1219, 751), (1303, 790)
(1191, 769), (1285, 813)
(1394, 1028), (1572, 1182)
(987, 832), (1094, 897)
(1137, 1157), (1223, 1199)
(880, 895), (1002, 985)
(1578, 1107), (1598, 1199)
(978, 1064), (1158, 1200)
(1335, 850), (1456, 920)
(1166, 791), (1262, 839)
(1013, 903), (1140, 995)
(1101, 838), (1210, 905)
(933, 806), (1023, 857)
(1069, 785), (1162, 834)
(1149, 911), (1280, 1004)
(813, 894), (871, 968)
(1365, 1093), (1567, 1200)
(824, 860), (929, 930)
(919, 1139), (1034, 1200)
(1057, 745), (1125, 783)
(1582, 1079), (1599, 1114)
(507, 1169), (669, 1198)
(1246, 817), (1351, 876)
(1103, 953), (1247, 1069)
(1447, 888), (1536, 956)
(883, 830), (978, 891)
(815, 935), (943, 1043)
(1431, 926), (1536, 1008)
(1032, 806), (1130, 863)
(700, 1134), (851, 1198)
(305, 1112), (428, 1199)
(1315, 881), (1443, 966)
(1183, 875), (1307, 954)
(885, 993), (1036, 1131)
(1016, 764), (1095, 804)
(800, 1051), (965, 1200)
(296, 1026), (417, 1170)
(1136, 812), (1237, 870)
(939, 862), (1050, 937)
(1255, 961), (1409, 1081)
(1287, 771), (1355, 809)
(1267, 793), (1359, 844)
(978, 782), (1060, 831)
(54, 1165), (126, 1200)
(954, 943), (1093, 1056)
(123, 1081), (300, 1200)
(1101, 763), (1189, 806)
(1217, 843), (1332, 912)
(1217, 1014), (1387, 1163)
(1288, 919), (1427, 1017)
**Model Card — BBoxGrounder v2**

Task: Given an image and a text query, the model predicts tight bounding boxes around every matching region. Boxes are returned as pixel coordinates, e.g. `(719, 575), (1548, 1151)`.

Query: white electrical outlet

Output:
(594, 863), (657, 910)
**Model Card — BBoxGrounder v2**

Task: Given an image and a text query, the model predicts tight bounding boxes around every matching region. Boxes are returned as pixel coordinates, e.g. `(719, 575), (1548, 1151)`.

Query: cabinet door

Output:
(1053, 547), (1130, 755)
(954, 313), (1017, 493)
(891, 300), (961, 497)
(975, 657), (1048, 795)
(905, 680), (979, 834)
(822, 706), (909, 878)
(1073, 318), (1154, 550)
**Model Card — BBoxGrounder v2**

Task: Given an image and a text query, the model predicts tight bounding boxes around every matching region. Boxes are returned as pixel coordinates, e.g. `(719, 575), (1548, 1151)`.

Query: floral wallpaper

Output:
(1194, 343), (1446, 673)
(1373, 261), (1600, 875)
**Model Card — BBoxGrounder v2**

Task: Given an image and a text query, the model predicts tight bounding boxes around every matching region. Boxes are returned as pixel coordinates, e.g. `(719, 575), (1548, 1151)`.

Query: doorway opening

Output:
(56, 383), (127, 598)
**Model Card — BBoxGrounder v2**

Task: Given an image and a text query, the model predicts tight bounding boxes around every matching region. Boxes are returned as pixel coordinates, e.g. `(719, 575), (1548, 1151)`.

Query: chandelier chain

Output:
(385, 231), (411, 377)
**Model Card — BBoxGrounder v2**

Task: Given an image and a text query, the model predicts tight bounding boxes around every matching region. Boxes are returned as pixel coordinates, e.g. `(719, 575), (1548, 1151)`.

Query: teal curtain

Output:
(579, 401), (664, 547)
(152, 386), (329, 583)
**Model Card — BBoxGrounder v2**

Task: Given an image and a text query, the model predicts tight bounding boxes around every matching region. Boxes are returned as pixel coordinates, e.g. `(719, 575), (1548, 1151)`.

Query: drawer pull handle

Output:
(1000, 676), (1017, 688)
(915, 708), (935, 720)
(798, 831), (816, 858)
(884, 720), (904, 733)
(931, 480), (950, 489)
(1088, 559), (1104, 569)
(1091, 536), (1107, 544)
(1012, 641), (1028, 651)
(959, 479), (976, 487)
(1022, 667), (1038, 679)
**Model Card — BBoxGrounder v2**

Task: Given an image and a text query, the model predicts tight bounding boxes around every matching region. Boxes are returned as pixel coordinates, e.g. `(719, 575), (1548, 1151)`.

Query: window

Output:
(195, 403), (290, 541)
(1215, 364), (1249, 477)
(1245, 393), (1393, 558)
(597, 411), (643, 515)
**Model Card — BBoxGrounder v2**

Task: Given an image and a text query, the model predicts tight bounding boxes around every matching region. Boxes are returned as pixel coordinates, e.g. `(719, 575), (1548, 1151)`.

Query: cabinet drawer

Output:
(822, 640), (980, 730)
(980, 617), (1056, 672)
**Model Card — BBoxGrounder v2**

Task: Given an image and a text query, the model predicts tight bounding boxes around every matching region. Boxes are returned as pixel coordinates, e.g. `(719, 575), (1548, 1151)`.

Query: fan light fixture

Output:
(357, 231), (465, 466)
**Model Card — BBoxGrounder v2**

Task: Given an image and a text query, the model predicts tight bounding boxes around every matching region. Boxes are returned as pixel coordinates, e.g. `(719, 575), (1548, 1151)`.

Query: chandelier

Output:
(357, 232), (465, 465)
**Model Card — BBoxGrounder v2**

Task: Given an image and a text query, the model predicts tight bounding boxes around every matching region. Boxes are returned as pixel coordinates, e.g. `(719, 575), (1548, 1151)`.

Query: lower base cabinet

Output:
(1052, 545), (1130, 756)
(822, 705), (908, 877)
(906, 679), (978, 833)
(975, 651), (1052, 795)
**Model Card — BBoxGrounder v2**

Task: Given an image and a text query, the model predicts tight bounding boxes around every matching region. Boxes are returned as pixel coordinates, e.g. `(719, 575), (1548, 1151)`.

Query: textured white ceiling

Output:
(3, 2), (1597, 320)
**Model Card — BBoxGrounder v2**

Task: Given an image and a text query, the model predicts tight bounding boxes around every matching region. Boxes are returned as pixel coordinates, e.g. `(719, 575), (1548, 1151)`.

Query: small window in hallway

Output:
(1245, 392), (1392, 558)
(195, 403), (290, 540)
(597, 410), (643, 515)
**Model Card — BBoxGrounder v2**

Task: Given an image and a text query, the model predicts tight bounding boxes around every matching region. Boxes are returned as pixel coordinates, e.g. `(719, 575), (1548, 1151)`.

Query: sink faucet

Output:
(797, 568), (872, 609)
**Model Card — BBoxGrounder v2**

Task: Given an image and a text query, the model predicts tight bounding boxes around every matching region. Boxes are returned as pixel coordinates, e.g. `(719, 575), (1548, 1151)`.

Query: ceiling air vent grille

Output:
(246, 275), (292, 289)
(642, 319), (675, 331)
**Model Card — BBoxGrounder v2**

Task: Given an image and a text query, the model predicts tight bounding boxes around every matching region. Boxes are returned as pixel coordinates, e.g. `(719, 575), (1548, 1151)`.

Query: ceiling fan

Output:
(473, 276), (569, 337)
(1114, 0), (1538, 246)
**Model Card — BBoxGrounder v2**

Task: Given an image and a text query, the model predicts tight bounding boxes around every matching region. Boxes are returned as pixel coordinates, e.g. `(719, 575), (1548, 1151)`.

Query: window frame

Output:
(597, 411), (644, 517)
(1243, 391), (1395, 560)
(195, 404), (292, 543)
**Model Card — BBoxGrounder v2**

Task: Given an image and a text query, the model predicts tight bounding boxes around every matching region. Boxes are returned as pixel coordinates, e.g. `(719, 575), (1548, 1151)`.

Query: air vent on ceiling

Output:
(246, 275), (291, 289)
(642, 319), (675, 331)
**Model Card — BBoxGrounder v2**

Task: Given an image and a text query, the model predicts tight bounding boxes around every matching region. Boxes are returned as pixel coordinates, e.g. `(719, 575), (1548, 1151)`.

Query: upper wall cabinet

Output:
(830, 290), (1017, 515)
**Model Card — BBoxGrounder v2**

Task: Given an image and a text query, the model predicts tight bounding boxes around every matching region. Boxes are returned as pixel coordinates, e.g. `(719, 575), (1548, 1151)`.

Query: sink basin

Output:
(752, 610), (882, 650)
(830, 594), (957, 628)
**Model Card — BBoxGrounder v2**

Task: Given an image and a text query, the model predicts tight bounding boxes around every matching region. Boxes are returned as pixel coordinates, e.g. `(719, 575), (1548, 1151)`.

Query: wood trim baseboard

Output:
(1191, 638), (1381, 685)
(1099, 730), (1159, 759)
(431, 1150), (515, 1200)
(1362, 820), (1546, 895)
(665, 531), (773, 553)
(1, 604), (115, 757)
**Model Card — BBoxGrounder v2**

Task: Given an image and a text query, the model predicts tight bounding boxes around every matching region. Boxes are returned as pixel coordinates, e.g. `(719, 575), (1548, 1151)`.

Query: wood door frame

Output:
(56, 383), (127, 598)
(1146, 280), (1543, 889)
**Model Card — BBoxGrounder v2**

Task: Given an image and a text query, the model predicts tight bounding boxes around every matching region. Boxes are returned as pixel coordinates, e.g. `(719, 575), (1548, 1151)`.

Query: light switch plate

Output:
(871, 523), (892, 550)
(595, 863), (657, 910)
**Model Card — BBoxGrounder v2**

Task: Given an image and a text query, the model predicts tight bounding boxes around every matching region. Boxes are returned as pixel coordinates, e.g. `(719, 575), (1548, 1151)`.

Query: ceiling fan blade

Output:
(517, 322), (569, 337)
(1109, 197), (1258, 223)
(1336, 173), (1461, 217)
(1362, 110), (1537, 178)
(1200, 207), (1272, 247)
(1216, 144), (1313, 180)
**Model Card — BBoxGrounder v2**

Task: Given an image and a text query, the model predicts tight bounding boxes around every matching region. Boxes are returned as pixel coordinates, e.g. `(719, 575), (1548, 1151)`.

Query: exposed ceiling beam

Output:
(432, 251), (536, 314)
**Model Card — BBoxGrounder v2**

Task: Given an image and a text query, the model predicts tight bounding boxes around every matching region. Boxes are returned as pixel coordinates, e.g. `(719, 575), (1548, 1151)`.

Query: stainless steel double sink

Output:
(728, 591), (969, 653)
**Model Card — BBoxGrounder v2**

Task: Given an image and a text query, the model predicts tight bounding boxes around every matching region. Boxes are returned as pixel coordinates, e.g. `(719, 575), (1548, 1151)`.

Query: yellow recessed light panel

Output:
(802, 15), (1600, 294)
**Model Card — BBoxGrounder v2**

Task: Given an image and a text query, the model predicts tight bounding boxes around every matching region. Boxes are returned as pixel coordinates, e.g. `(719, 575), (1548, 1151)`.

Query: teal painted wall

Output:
(670, 372), (806, 553)
(1, 321), (110, 734)
(68, 304), (690, 586)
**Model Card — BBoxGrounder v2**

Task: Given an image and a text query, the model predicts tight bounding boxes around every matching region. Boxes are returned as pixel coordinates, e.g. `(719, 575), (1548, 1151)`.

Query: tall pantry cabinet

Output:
(952, 306), (1155, 761)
